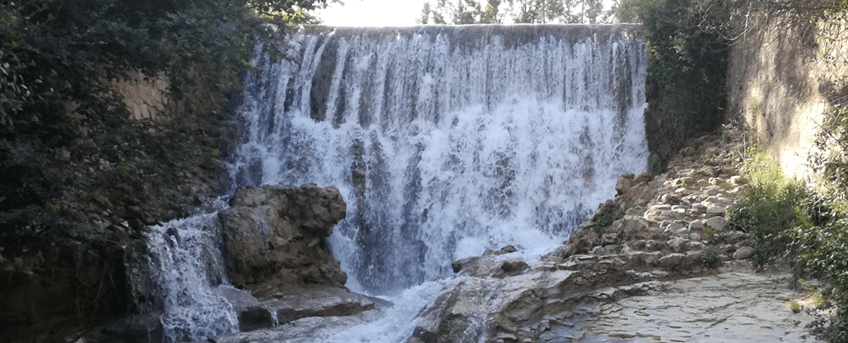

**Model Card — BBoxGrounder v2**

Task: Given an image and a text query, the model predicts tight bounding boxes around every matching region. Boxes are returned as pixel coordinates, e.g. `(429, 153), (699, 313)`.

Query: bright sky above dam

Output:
(316, 0), (429, 26)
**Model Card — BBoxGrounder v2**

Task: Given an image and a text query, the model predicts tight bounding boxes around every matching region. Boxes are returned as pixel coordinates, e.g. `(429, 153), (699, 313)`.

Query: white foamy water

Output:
(145, 213), (239, 342)
(312, 280), (447, 342)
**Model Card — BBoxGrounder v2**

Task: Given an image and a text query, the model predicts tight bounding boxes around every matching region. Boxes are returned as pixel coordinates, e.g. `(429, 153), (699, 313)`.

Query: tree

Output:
(419, 0), (501, 24)
(0, 0), (332, 247)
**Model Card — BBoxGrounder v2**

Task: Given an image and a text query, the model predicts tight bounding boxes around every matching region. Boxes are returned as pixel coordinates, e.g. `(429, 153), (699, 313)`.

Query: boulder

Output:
(704, 217), (729, 232)
(218, 286), (274, 332)
(218, 184), (348, 292)
(452, 253), (529, 279)
(733, 246), (755, 260)
(706, 206), (726, 217)
(688, 220), (705, 231)
(483, 245), (518, 256)
(667, 237), (689, 253)
(263, 286), (388, 324)
(615, 174), (635, 195)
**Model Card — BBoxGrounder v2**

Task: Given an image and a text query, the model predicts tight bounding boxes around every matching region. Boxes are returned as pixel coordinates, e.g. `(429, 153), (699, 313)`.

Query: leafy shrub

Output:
(700, 249), (719, 269)
(728, 149), (812, 266)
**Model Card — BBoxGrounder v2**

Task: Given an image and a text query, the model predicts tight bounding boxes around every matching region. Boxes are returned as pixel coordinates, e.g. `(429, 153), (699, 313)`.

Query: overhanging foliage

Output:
(0, 0), (329, 247)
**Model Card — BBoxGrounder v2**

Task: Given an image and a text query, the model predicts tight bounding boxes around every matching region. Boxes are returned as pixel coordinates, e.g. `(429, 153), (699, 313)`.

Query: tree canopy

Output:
(418, 0), (609, 24)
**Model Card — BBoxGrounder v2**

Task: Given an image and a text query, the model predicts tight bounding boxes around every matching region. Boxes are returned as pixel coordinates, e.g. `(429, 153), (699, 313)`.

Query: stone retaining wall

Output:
(110, 69), (225, 122)
(727, 10), (848, 181)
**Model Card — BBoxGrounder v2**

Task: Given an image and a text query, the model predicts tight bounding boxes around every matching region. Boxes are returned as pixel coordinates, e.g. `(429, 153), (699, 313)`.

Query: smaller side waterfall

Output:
(145, 212), (239, 342)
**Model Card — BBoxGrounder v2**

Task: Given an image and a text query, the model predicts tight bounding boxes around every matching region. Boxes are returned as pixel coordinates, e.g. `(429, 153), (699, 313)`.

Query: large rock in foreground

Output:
(219, 184), (348, 293)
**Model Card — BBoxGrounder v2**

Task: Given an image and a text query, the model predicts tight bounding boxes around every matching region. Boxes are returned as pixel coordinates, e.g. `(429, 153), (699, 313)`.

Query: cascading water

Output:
(145, 24), (649, 342)
(145, 210), (240, 342)
(229, 25), (649, 294)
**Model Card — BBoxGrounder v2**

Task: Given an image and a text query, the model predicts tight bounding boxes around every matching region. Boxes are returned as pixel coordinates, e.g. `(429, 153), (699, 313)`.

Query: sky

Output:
(316, 0), (430, 27)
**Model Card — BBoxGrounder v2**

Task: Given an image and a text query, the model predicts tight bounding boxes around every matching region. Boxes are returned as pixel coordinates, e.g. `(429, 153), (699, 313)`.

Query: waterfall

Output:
(229, 25), (649, 294)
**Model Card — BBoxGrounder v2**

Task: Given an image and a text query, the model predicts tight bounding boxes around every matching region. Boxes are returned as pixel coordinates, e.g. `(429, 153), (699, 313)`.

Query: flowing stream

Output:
(147, 24), (649, 342)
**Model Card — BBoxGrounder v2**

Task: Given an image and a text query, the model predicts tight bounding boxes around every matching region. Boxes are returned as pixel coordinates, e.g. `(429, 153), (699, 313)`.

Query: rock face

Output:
(218, 184), (348, 294)
(0, 243), (131, 343)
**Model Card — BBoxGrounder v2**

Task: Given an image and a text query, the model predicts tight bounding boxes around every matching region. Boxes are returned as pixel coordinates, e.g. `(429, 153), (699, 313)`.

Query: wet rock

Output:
(409, 270), (574, 343)
(210, 306), (389, 343)
(263, 286), (388, 324)
(218, 184), (348, 292)
(484, 245), (519, 256)
(453, 255), (529, 279)
(218, 286), (273, 332)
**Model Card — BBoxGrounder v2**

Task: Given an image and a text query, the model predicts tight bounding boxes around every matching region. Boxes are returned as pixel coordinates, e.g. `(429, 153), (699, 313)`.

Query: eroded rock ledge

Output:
(212, 184), (390, 337)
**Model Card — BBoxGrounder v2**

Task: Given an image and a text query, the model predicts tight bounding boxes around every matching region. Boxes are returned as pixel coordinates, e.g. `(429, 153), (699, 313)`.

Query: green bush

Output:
(805, 3), (848, 339)
(700, 249), (719, 269)
(728, 150), (812, 266)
